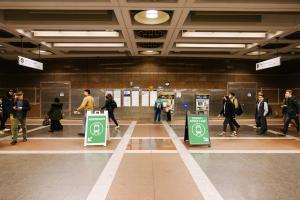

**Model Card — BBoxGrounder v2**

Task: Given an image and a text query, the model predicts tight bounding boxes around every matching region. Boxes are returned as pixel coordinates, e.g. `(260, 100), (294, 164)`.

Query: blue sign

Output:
(183, 103), (189, 110)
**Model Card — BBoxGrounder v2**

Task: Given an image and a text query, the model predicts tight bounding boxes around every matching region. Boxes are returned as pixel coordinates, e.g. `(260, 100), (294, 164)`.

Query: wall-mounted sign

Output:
(18, 56), (43, 70)
(256, 56), (281, 71)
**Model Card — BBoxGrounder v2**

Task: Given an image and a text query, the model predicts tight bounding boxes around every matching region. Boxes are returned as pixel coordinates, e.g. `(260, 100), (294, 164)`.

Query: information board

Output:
(150, 90), (157, 107)
(84, 111), (109, 146)
(123, 90), (131, 107)
(132, 90), (140, 107)
(187, 115), (210, 146)
(141, 90), (149, 107)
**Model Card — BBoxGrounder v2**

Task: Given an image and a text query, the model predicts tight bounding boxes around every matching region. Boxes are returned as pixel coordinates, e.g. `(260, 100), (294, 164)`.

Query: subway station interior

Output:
(0, 1), (300, 200)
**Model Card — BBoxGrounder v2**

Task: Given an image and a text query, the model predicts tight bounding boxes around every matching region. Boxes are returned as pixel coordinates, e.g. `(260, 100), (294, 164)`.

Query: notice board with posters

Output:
(187, 115), (211, 147)
(84, 111), (109, 146)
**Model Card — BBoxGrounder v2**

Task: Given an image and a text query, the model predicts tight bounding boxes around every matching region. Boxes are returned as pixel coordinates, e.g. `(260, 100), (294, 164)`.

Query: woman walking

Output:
(101, 94), (120, 130)
(218, 96), (237, 137)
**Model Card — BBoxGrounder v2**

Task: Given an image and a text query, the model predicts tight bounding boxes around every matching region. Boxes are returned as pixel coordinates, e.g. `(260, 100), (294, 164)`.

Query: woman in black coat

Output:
(218, 96), (236, 137)
(101, 94), (120, 130)
(48, 98), (63, 132)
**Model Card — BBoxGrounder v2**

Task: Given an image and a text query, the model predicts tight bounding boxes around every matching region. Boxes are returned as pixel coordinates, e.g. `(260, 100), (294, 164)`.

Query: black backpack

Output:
(266, 104), (272, 116)
(111, 100), (117, 109)
(235, 100), (243, 116)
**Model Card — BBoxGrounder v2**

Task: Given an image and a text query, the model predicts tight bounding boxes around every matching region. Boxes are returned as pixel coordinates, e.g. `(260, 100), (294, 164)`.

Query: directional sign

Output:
(84, 111), (109, 146)
(256, 56), (281, 71)
(18, 56), (43, 70)
(187, 115), (210, 146)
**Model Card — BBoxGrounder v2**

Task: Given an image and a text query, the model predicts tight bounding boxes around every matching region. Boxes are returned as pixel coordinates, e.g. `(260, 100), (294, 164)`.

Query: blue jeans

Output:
(154, 109), (162, 122)
(283, 114), (300, 133)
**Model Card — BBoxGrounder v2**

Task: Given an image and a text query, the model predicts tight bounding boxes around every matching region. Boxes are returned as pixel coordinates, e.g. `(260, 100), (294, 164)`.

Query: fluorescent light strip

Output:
(182, 31), (266, 38)
(53, 43), (124, 48)
(33, 31), (119, 37)
(176, 43), (246, 48)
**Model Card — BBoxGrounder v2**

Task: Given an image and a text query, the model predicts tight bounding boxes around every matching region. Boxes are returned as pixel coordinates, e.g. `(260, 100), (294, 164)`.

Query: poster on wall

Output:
(114, 89), (121, 107)
(150, 90), (157, 107)
(123, 90), (131, 107)
(132, 90), (140, 107)
(142, 90), (149, 107)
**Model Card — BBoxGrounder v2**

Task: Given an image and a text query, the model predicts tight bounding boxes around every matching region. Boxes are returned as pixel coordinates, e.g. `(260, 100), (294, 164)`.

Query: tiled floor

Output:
(192, 153), (300, 200)
(0, 154), (111, 200)
(1, 119), (300, 200)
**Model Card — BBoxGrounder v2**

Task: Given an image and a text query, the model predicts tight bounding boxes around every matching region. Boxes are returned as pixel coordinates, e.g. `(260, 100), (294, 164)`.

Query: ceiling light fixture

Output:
(53, 43), (125, 48)
(176, 43), (246, 48)
(31, 49), (53, 55)
(140, 50), (160, 55)
(182, 31), (266, 38)
(246, 51), (267, 56)
(32, 30), (119, 37)
(134, 10), (170, 25)
(145, 10), (158, 19)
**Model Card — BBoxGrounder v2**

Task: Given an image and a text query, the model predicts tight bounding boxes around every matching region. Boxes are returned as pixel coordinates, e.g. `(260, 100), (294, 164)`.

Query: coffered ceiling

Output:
(0, 0), (300, 60)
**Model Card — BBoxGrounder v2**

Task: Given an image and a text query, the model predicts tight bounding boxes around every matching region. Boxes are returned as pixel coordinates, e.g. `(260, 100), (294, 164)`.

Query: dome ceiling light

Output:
(134, 10), (170, 25)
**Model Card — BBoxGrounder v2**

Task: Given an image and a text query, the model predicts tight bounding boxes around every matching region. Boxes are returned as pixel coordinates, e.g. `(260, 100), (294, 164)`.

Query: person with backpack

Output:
(101, 93), (120, 130)
(255, 94), (269, 135)
(281, 90), (300, 135)
(154, 97), (163, 122)
(229, 92), (241, 132)
(218, 96), (237, 137)
(47, 97), (63, 132)
(255, 91), (272, 129)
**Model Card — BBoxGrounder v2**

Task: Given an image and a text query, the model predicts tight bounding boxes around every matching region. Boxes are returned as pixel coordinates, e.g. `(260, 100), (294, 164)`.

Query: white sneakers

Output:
(4, 128), (10, 132)
(218, 131), (237, 137)
(115, 126), (120, 130)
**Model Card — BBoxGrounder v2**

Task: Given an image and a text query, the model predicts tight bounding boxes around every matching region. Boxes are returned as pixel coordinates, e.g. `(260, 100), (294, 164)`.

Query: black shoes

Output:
(23, 138), (28, 142)
(78, 133), (85, 137)
(11, 140), (17, 145)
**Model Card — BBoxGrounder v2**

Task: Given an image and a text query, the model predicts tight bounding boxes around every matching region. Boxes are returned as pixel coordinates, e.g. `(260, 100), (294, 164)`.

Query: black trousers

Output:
(256, 115), (268, 132)
(223, 117), (235, 132)
(232, 118), (240, 128)
(109, 111), (119, 126)
(0, 113), (8, 130)
(167, 111), (171, 121)
(50, 120), (63, 131)
(283, 114), (299, 133)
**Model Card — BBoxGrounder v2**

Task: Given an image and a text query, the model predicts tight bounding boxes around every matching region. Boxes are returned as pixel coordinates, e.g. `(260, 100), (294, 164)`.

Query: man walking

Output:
(76, 89), (95, 136)
(255, 94), (269, 135)
(229, 92), (241, 132)
(281, 90), (300, 135)
(11, 91), (31, 145)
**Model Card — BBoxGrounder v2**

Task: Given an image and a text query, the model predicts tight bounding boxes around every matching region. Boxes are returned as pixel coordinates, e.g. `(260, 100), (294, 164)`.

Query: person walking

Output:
(218, 96), (237, 137)
(154, 97), (163, 122)
(229, 92), (241, 132)
(281, 90), (300, 135)
(1, 89), (14, 132)
(101, 93), (120, 130)
(281, 97), (297, 128)
(0, 96), (4, 135)
(76, 89), (95, 136)
(48, 97), (63, 132)
(11, 91), (31, 145)
(255, 94), (269, 135)
(165, 96), (173, 122)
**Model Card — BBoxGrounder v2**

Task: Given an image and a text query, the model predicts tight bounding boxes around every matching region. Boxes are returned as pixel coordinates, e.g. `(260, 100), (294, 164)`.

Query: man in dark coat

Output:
(11, 91), (31, 145)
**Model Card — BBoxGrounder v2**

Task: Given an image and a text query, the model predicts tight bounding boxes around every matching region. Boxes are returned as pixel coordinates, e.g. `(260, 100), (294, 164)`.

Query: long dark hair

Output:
(106, 93), (113, 101)
(223, 95), (231, 104)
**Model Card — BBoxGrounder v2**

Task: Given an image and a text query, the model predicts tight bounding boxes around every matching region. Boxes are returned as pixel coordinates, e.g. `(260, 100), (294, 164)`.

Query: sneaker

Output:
(115, 126), (120, 130)
(4, 128), (10, 132)
(23, 138), (28, 142)
(218, 132), (225, 136)
(11, 140), (17, 145)
(18, 128), (23, 133)
(231, 131), (237, 137)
